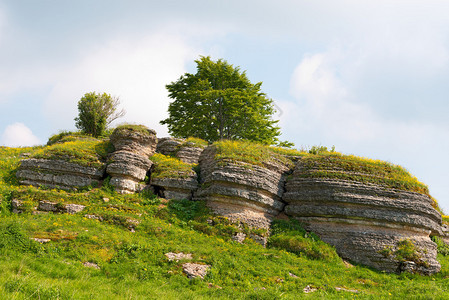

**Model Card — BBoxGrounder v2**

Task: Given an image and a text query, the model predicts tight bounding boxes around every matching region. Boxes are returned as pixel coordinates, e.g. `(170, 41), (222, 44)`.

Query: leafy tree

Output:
(160, 56), (281, 144)
(74, 92), (125, 137)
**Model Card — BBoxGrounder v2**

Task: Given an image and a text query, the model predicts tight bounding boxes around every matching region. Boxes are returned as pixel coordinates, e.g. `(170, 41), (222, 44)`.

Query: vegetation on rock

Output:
(150, 153), (196, 179)
(31, 139), (112, 168)
(297, 152), (430, 195)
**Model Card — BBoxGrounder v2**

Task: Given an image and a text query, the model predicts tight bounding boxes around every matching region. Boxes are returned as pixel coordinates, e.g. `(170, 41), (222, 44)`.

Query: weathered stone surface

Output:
(11, 199), (23, 214)
(107, 126), (157, 194)
(284, 163), (442, 274)
(38, 200), (85, 214)
(165, 252), (193, 262)
(109, 126), (157, 157)
(176, 144), (205, 164)
(156, 137), (183, 156)
(151, 176), (198, 200)
(156, 137), (206, 164)
(16, 158), (104, 190)
(195, 146), (292, 229)
(107, 151), (153, 193)
(182, 263), (210, 279)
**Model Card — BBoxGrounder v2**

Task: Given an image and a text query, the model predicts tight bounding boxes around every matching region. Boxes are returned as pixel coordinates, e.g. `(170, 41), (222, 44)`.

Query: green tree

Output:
(74, 92), (125, 137)
(160, 56), (281, 144)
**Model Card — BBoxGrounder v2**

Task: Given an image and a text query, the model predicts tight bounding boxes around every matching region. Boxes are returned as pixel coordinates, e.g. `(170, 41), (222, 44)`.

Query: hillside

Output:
(1, 133), (449, 299)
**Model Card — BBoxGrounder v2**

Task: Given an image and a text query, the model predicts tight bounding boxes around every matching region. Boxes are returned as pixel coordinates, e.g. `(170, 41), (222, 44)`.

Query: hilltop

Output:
(1, 126), (449, 299)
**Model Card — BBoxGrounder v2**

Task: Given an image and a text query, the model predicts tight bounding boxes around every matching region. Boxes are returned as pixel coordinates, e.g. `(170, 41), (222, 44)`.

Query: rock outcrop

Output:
(16, 158), (104, 190)
(156, 137), (183, 156)
(195, 145), (293, 230)
(175, 142), (206, 164)
(283, 159), (442, 274)
(151, 176), (198, 200)
(106, 126), (157, 193)
(156, 137), (206, 164)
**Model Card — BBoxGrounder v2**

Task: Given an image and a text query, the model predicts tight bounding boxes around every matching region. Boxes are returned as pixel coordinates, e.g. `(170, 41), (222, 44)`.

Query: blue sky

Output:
(1, 0), (449, 211)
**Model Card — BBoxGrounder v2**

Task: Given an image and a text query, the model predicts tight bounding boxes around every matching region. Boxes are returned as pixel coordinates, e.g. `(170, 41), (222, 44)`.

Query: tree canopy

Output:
(160, 56), (281, 144)
(74, 92), (125, 137)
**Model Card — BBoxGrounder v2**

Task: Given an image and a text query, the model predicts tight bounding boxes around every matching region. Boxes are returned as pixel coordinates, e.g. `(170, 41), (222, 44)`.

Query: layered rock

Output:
(156, 137), (206, 164)
(156, 137), (183, 156)
(16, 158), (104, 190)
(195, 146), (293, 230)
(149, 153), (198, 200)
(107, 126), (157, 193)
(151, 176), (198, 200)
(284, 161), (442, 274)
(175, 142), (206, 164)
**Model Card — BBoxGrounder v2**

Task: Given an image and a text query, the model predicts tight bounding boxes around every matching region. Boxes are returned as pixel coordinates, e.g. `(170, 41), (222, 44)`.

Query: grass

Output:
(113, 124), (153, 135)
(1, 144), (449, 298)
(178, 137), (209, 149)
(212, 140), (301, 169)
(297, 152), (430, 195)
(150, 153), (196, 179)
(31, 139), (113, 169)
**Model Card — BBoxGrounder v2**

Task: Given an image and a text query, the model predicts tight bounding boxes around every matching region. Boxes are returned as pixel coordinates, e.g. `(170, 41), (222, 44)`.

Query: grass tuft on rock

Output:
(150, 153), (196, 179)
(297, 152), (429, 195)
(31, 139), (112, 168)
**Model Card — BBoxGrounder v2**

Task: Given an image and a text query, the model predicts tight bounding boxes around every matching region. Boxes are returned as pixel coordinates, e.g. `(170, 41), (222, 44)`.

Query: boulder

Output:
(109, 126), (157, 157)
(284, 160), (442, 274)
(175, 143), (206, 164)
(106, 151), (153, 194)
(16, 158), (104, 190)
(156, 137), (206, 164)
(195, 146), (292, 230)
(107, 126), (157, 193)
(156, 137), (183, 156)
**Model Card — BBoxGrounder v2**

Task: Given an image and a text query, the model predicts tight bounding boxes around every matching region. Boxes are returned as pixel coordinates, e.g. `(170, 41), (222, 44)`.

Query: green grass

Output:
(2, 145), (449, 299)
(31, 139), (113, 169)
(297, 152), (430, 195)
(150, 153), (196, 179)
(212, 140), (300, 168)
(178, 137), (209, 148)
(113, 124), (153, 135)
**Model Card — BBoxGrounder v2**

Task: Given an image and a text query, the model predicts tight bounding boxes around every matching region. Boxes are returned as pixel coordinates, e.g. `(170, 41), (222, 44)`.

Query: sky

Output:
(1, 0), (449, 211)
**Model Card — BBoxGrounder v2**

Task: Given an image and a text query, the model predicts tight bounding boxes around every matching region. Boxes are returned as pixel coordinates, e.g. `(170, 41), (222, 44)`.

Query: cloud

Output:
(1, 123), (41, 147)
(40, 32), (200, 137)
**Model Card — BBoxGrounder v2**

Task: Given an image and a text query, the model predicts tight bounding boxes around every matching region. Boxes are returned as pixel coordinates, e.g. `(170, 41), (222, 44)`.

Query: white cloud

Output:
(42, 32), (200, 137)
(1, 123), (41, 147)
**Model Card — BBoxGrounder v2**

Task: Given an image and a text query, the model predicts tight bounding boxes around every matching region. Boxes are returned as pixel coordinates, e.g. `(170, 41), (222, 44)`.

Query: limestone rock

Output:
(283, 161), (442, 274)
(165, 252), (193, 262)
(182, 263), (210, 279)
(195, 146), (292, 230)
(109, 126), (157, 157)
(16, 158), (104, 190)
(156, 137), (183, 156)
(151, 176), (198, 200)
(37, 200), (85, 214)
(175, 143), (205, 164)
(106, 151), (153, 194)
(11, 199), (23, 214)
(106, 125), (157, 194)
(156, 137), (206, 164)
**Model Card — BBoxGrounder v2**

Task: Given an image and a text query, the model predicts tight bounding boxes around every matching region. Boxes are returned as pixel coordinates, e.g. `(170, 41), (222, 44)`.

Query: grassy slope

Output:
(1, 146), (449, 299)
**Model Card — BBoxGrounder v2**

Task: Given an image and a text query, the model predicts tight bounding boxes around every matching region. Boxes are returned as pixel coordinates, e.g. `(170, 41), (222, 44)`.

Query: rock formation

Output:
(195, 145), (293, 230)
(156, 137), (206, 164)
(151, 176), (198, 200)
(149, 153), (198, 200)
(283, 157), (442, 275)
(106, 126), (157, 193)
(16, 158), (104, 190)
(156, 137), (183, 156)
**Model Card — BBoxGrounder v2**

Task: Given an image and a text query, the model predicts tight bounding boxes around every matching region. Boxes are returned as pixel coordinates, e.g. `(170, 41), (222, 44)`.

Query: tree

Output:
(160, 56), (281, 144)
(74, 92), (125, 137)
